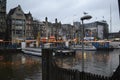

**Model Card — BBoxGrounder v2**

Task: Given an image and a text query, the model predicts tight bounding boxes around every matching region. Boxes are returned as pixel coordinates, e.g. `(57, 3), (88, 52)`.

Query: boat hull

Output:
(70, 44), (96, 51)
(110, 42), (120, 49)
(22, 48), (42, 57)
(22, 47), (75, 57)
(0, 48), (22, 53)
(96, 48), (114, 51)
(54, 49), (75, 56)
(92, 42), (114, 51)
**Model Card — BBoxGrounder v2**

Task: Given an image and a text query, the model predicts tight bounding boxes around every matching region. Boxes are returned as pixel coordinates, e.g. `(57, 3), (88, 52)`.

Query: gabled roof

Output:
(24, 12), (32, 19)
(8, 7), (17, 16)
(7, 5), (23, 17)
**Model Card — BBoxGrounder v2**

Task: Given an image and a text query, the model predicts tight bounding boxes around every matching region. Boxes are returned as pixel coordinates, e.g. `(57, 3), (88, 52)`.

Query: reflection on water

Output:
(0, 53), (42, 80)
(55, 49), (120, 77)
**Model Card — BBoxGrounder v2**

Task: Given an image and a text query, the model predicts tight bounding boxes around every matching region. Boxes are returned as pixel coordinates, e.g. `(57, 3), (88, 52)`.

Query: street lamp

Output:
(80, 15), (92, 72)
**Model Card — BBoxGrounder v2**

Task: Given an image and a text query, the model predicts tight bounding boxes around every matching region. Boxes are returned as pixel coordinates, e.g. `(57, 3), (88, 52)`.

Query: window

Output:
(16, 26), (23, 29)
(16, 30), (22, 34)
(15, 19), (25, 25)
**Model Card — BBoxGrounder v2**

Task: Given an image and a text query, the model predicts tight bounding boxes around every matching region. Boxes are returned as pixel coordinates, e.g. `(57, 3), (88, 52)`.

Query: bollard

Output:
(42, 48), (53, 80)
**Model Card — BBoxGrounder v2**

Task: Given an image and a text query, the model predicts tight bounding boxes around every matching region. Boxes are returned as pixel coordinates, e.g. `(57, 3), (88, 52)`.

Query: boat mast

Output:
(110, 4), (112, 33)
(118, 0), (120, 18)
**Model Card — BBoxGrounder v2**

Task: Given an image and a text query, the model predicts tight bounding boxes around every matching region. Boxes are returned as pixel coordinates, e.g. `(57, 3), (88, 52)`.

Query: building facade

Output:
(32, 20), (45, 39)
(83, 20), (109, 40)
(0, 0), (7, 40)
(7, 5), (26, 43)
(25, 12), (33, 40)
(61, 24), (75, 40)
(52, 18), (62, 40)
(43, 17), (62, 40)
(73, 22), (81, 30)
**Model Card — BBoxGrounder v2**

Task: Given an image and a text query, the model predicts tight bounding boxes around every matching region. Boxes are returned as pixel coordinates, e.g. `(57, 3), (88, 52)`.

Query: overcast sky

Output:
(7, 0), (120, 32)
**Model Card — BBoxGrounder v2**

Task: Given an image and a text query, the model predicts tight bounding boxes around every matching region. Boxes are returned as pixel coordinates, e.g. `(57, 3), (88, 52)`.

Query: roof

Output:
(8, 7), (17, 16)
(24, 12), (32, 19)
(8, 5), (22, 17)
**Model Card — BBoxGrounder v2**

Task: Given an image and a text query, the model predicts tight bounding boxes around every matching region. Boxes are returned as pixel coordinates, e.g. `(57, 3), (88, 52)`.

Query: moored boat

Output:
(22, 47), (42, 56)
(109, 38), (120, 49)
(21, 42), (75, 56)
(54, 47), (76, 56)
(21, 42), (42, 56)
(92, 41), (114, 50)
(70, 43), (96, 51)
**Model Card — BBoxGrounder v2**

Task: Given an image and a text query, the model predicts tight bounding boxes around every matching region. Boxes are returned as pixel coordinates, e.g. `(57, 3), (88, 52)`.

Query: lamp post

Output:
(80, 15), (92, 72)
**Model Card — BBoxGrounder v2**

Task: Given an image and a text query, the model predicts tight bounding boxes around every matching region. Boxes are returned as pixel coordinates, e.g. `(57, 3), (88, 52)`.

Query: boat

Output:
(92, 41), (114, 50)
(21, 42), (75, 56)
(0, 48), (22, 53)
(43, 42), (76, 56)
(110, 42), (120, 49)
(54, 47), (76, 56)
(22, 47), (42, 56)
(0, 41), (22, 53)
(21, 42), (42, 56)
(70, 43), (96, 51)
(109, 38), (120, 49)
(21, 42), (57, 56)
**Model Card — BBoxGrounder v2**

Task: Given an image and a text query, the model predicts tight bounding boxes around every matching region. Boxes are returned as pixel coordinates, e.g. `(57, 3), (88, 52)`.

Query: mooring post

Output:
(42, 48), (53, 80)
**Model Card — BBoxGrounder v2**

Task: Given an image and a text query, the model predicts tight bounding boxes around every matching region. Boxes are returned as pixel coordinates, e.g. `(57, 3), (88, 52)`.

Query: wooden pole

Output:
(42, 48), (53, 80)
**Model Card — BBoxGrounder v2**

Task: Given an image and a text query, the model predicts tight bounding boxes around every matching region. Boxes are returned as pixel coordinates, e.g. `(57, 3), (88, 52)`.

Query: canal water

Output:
(0, 53), (42, 80)
(56, 49), (120, 77)
(0, 49), (120, 80)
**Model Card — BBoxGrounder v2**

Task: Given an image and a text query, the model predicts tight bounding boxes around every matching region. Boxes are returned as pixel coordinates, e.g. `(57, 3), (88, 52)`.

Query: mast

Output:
(118, 0), (120, 18)
(110, 4), (112, 33)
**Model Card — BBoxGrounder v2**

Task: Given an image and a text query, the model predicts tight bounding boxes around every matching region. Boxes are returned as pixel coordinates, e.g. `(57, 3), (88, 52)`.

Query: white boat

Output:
(110, 39), (120, 49)
(21, 42), (56, 56)
(21, 41), (76, 56)
(21, 42), (42, 56)
(22, 47), (42, 56)
(70, 44), (96, 51)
